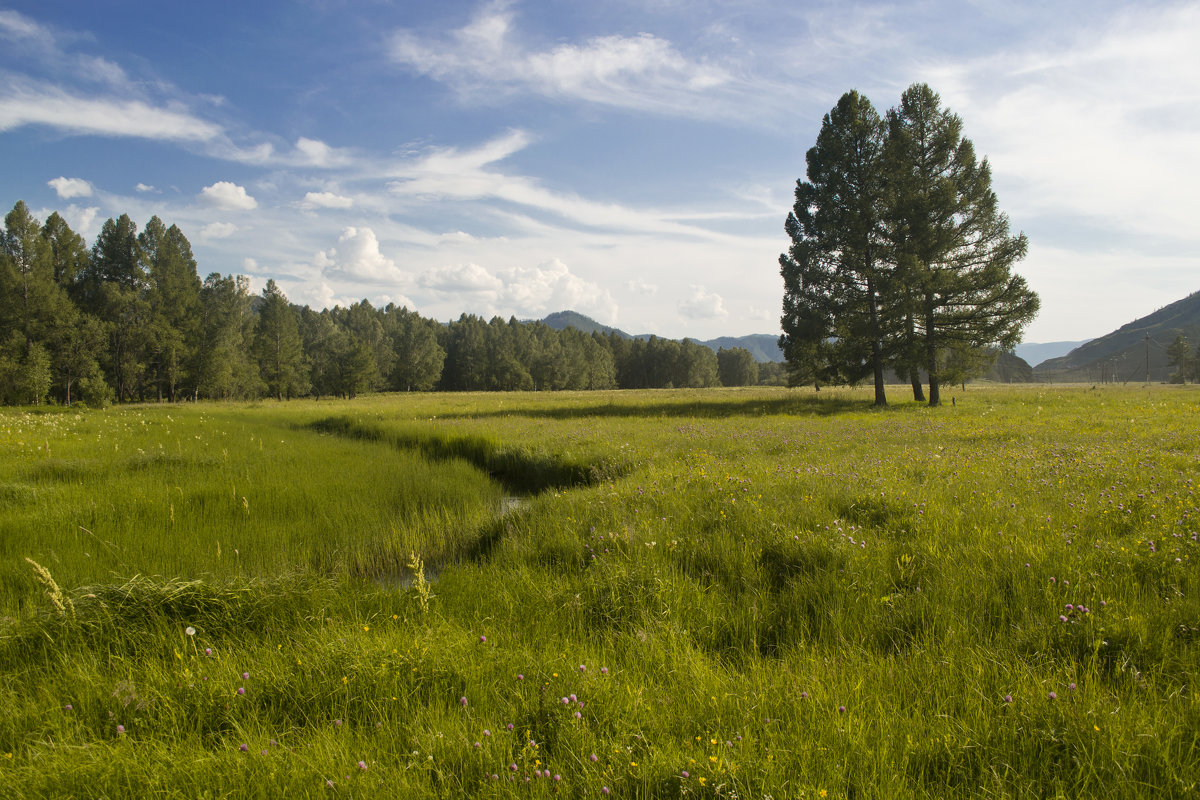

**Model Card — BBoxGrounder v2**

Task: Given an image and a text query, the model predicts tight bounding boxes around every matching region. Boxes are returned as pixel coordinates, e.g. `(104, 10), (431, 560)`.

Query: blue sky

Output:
(2, 1), (1197, 342)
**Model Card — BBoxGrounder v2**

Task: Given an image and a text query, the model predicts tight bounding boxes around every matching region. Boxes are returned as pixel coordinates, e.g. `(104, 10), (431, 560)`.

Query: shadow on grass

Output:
(306, 416), (630, 496)
(434, 393), (876, 421)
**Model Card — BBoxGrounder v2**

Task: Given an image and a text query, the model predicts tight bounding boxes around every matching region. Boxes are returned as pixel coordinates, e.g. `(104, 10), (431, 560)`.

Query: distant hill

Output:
(986, 351), (1035, 383)
(539, 311), (784, 362)
(540, 310), (630, 338)
(697, 335), (784, 362)
(1014, 340), (1091, 368)
(1034, 290), (1200, 382)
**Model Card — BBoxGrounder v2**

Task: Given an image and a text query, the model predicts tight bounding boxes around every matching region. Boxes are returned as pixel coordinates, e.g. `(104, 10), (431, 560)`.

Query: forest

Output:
(0, 200), (773, 406)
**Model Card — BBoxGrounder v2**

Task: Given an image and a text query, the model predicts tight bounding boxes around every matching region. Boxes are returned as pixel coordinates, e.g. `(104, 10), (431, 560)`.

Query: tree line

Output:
(0, 201), (775, 406)
(780, 83), (1039, 406)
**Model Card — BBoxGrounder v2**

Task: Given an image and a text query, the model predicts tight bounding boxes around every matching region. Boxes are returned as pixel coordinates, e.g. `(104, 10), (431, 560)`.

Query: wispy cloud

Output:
(0, 79), (223, 141)
(390, 3), (741, 117)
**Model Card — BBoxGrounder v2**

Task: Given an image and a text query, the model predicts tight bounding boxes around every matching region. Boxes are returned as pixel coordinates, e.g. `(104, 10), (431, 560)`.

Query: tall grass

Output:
(1, 385), (1197, 797)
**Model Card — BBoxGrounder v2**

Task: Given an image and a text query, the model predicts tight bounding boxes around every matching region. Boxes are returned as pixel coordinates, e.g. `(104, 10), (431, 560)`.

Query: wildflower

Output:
(517, 674), (524, 681)
(580, 664), (586, 672)
(800, 691), (809, 700)
(64, 704), (72, 711)
(358, 761), (367, 770)
(1049, 692), (1057, 700)
(554, 775), (562, 782)
(483, 729), (491, 737)
(460, 697), (468, 707)
(479, 635), (487, 643)
(474, 742), (481, 748)
(507, 723), (514, 731)
(1004, 694), (1013, 703)
(600, 667), (608, 675)
(699, 777), (707, 786)
(205, 647), (212, 656)
(602, 788), (610, 795)
(334, 719), (342, 727)
(237, 687), (246, 696)
(510, 763), (518, 772)
(185, 626), (196, 636)
(574, 712), (582, 719)
(1068, 682), (1077, 690)
(116, 725), (125, 734)
(239, 743), (248, 752)
(242, 672), (250, 680)
(682, 771), (690, 778)
(590, 753), (598, 762)
(261, 749), (268, 756)
(326, 780), (335, 788)
(838, 705), (846, 714)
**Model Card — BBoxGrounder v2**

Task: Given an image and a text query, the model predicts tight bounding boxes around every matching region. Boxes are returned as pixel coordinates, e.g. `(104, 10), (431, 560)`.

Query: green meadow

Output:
(1, 385), (1197, 799)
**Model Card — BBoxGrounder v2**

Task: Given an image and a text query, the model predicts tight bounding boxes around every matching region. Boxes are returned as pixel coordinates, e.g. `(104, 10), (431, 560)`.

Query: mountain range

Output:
(542, 288), (1200, 382)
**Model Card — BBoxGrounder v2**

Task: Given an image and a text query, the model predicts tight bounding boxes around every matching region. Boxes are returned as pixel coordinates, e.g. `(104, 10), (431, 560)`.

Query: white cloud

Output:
(293, 137), (352, 168)
(32, 204), (99, 238)
(679, 285), (728, 320)
(47, 176), (92, 198)
(626, 279), (658, 296)
(928, 4), (1200, 248)
(242, 257), (259, 273)
(135, 182), (156, 193)
(303, 191), (354, 209)
(418, 257), (617, 323)
(199, 222), (238, 239)
(390, 5), (737, 116)
(0, 80), (223, 142)
(0, 9), (55, 48)
(315, 226), (405, 283)
(199, 181), (258, 210)
(418, 262), (503, 293)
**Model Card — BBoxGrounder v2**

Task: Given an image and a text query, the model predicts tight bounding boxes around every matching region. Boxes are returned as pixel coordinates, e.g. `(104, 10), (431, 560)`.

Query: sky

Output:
(2, 0), (1197, 343)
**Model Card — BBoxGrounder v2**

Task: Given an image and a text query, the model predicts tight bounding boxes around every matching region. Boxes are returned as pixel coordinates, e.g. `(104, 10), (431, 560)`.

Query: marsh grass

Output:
(1, 385), (1197, 797)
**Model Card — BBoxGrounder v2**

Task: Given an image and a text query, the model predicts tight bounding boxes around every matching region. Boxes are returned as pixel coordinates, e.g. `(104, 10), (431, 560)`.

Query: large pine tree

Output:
(779, 90), (893, 405)
(885, 84), (1038, 406)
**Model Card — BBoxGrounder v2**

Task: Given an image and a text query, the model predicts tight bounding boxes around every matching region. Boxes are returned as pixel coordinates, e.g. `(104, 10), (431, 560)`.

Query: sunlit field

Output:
(1, 385), (1197, 798)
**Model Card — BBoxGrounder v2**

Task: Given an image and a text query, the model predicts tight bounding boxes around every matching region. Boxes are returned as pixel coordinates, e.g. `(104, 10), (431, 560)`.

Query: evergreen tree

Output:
(885, 84), (1038, 406)
(717, 346), (759, 386)
(383, 305), (444, 391)
(141, 218), (202, 400)
(87, 215), (151, 400)
(253, 280), (308, 399)
(779, 91), (893, 405)
(196, 273), (261, 399)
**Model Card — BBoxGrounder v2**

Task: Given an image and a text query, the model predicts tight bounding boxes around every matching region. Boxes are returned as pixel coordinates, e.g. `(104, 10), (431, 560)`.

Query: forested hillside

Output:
(1034, 290), (1200, 383)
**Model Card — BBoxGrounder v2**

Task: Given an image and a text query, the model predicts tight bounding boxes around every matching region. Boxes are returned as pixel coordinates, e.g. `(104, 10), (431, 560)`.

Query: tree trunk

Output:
(867, 282), (887, 407)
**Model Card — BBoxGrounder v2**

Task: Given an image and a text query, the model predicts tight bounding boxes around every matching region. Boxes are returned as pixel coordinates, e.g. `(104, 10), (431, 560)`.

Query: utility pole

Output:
(1145, 333), (1151, 384)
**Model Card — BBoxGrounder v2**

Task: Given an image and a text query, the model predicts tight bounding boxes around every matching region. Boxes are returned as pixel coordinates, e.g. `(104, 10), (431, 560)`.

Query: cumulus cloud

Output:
(390, 5), (736, 116)
(314, 226), (405, 282)
(303, 191), (354, 209)
(419, 258), (617, 323)
(47, 176), (92, 198)
(135, 182), (156, 193)
(199, 221), (238, 239)
(418, 262), (503, 293)
(199, 181), (257, 210)
(679, 285), (728, 320)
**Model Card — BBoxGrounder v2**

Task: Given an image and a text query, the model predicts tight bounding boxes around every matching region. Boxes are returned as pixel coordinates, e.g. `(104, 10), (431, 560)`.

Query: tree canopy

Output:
(781, 84), (1039, 405)
(0, 201), (766, 405)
